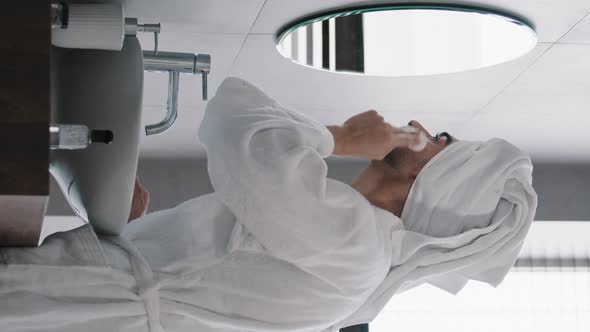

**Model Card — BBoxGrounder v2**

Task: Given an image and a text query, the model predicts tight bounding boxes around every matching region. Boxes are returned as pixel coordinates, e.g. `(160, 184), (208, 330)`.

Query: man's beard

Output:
(383, 149), (400, 170)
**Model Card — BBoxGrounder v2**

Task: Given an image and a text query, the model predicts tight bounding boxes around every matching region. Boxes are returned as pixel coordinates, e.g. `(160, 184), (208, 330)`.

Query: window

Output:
(371, 222), (590, 332)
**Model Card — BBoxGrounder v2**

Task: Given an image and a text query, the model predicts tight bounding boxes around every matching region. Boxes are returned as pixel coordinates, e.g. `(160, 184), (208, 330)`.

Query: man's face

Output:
(384, 120), (456, 174)
(352, 120), (456, 216)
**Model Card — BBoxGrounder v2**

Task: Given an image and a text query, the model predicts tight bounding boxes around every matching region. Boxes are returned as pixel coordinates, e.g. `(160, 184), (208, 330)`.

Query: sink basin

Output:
(50, 36), (144, 235)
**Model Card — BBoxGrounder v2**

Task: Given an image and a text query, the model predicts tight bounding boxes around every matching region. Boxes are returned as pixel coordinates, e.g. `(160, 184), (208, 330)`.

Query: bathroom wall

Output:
(48, 157), (590, 221)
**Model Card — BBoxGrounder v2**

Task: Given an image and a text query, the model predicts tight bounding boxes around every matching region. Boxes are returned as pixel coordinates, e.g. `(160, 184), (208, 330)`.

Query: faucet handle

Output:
(201, 72), (208, 101)
(195, 54), (211, 101)
(137, 23), (161, 54)
(126, 18), (161, 54)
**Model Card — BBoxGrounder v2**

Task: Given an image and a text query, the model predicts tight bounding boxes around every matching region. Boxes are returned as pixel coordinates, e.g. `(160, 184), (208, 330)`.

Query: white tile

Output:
(457, 44), (590, 162)
(128, 0), (590, 161)
(124, 0), (265, 34)
(251, 0), (590, 42)
(560, 12), (590, 44)
(229, 34), (549, 129)
(457, 109), (590, 162)
(472, 44), (590, 117)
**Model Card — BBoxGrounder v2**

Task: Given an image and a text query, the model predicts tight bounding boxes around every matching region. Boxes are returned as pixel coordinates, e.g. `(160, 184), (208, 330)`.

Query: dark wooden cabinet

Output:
(0, 1), (50, 246)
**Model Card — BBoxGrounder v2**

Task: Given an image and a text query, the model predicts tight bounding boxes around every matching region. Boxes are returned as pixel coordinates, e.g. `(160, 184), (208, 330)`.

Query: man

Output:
(0, 77), (537, 332)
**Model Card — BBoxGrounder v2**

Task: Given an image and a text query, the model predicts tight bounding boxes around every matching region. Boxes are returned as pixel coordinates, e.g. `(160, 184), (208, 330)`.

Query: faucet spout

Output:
(145, 71), (180, 136)
(142, 51), (210, 135)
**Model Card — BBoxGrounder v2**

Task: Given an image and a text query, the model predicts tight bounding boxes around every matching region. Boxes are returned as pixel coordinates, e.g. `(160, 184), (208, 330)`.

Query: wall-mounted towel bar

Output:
(143, 51), (211, 136)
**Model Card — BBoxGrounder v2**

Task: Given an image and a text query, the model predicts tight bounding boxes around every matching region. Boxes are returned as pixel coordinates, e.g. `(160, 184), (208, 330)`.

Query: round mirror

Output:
(276, 5), (537, 76)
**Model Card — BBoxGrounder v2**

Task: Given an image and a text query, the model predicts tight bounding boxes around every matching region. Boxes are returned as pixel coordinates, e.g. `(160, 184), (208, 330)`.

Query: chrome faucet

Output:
(50, 2), (210, 136)
(143, 51), (211, 136)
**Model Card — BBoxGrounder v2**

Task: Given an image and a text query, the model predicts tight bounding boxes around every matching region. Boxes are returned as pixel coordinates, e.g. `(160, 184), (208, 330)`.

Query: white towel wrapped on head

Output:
(333, 138), (538, 330)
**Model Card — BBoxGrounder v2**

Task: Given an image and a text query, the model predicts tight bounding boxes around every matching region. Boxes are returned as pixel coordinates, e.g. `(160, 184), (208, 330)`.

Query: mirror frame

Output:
(275, 3), (536, 74)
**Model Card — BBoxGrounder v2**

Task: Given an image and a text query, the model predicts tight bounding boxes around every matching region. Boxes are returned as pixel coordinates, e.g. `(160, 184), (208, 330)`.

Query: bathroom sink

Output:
(50, 36), (144, 235)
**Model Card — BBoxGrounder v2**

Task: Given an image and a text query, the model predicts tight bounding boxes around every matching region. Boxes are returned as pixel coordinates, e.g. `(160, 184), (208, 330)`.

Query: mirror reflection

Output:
(277, 6), (537, 76)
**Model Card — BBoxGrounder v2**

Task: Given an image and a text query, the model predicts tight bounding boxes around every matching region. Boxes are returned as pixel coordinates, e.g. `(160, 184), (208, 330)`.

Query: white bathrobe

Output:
(0, 77), (535, 332)
(0, 77), (396, 332)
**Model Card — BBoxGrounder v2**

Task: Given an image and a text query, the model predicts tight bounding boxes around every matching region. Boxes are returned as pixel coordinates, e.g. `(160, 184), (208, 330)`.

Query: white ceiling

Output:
(125, 0), (590, 162)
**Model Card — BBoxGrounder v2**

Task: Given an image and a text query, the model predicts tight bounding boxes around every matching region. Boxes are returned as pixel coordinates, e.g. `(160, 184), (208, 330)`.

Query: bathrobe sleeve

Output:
(198, 78), (391, 282)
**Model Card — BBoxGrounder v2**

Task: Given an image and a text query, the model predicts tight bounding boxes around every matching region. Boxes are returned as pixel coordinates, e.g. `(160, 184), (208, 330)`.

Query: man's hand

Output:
(327, 110), (420, 160)
(128, 176), (150, 222)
